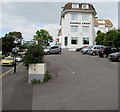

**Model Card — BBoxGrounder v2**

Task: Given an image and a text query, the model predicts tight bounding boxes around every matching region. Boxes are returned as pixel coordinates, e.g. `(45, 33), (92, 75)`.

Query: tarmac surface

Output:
(32, 52), (118, 110)
(2, 51), (119, 110)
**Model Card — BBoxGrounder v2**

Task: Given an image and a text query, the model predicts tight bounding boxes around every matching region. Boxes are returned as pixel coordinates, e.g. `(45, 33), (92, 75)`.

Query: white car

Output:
(44, 46), (51, 54)
(15, 56), (23, 62)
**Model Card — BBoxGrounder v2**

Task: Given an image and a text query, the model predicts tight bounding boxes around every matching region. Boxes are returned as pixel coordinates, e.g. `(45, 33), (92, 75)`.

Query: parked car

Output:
(98, 46), (119, 58)
(88, 45), (105, 55)
(44, 46), (61, 54)
(76, 46), (88, 52)
(15, 56), (23, 62)
(108, 52), (120, 62)
(81, 45), (93, 54)
(1, 56), (15, 66)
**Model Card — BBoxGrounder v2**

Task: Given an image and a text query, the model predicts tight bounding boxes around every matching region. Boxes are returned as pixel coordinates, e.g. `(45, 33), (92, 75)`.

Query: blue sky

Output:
(0, 2), (119, 41)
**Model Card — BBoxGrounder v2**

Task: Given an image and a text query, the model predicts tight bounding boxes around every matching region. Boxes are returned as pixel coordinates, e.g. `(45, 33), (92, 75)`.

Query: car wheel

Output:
(103, 54), (107, 58)
(47, 51), (50, 55)
(58, 51), (61, 54)
(92, 52), (96, 55)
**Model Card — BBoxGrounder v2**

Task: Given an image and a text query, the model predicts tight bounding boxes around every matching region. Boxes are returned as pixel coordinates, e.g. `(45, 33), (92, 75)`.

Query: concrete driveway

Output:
(32, 51), (118, 110)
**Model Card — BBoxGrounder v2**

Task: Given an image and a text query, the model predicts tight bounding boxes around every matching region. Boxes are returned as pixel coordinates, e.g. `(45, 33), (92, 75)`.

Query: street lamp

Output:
(12, 36), (23, 73)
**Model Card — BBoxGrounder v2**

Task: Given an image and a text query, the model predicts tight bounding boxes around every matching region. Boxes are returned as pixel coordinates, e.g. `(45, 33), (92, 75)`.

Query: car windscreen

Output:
(4, 58), (13, 60)
(88, 46), (93, 49)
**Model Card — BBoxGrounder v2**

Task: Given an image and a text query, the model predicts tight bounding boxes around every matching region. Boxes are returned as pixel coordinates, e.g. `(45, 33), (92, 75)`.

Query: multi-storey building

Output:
(94, 17), (113, 36)
(60, 2), (97, 49)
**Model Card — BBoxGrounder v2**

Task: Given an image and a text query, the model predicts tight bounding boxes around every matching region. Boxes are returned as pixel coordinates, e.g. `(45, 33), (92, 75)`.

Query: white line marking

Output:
(0, 62), (23, 78)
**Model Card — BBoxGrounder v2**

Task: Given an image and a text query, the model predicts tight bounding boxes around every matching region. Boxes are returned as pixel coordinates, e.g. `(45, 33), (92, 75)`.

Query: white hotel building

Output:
(60, 2), (97, 49)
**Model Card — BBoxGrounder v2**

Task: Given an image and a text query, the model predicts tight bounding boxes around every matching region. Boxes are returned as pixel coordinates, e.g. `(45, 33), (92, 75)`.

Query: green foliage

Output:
(104, 30), (117, 46)
(2, 31), (23, 56)
(33, 29), (53, 46)
(95, 30), (120, 48)
(31, 79), (41, 85)
(95, 32), (106, 45)
(23, 45), (45, 67)
(43, 71), (52, 82)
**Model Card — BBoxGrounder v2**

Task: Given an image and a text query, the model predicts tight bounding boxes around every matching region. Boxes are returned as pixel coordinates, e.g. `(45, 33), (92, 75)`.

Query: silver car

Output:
(81, 45), (93, 54)
(88, 45), (105, 55)
(44, 46), (61, 55)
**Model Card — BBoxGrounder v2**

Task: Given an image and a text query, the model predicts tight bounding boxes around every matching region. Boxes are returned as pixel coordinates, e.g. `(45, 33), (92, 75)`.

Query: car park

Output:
(76, 46), (88, 52)
(44, 46), (61, 54)
(1, 56), (15, 66)
(108, 52), (120, 62)
(98, 46), (119, 58)
(81, 45), (94, 54)
(88, 45), (105, 55)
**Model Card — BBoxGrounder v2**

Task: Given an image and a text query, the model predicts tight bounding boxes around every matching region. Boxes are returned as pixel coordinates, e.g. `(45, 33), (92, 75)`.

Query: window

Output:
(72, 4), (79, 8)
(51, 46), (59, 49)
(82, 26), (89, 32)
(71, 26), (78, 32)
(98, 19), (105, 24)
(82, 15), (89, 21)
(83, 38), (89, 44)
(71, 14), (78, 21)
(82, 4), (89, 9)
(71, 37), (78, 44)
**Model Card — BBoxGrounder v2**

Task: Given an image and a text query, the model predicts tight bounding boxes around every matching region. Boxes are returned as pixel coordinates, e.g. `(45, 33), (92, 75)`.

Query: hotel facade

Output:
(60, 2), (97, 49)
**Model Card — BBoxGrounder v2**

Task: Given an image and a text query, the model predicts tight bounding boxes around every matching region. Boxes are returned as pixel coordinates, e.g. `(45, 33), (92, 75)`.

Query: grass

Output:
(31, 71), (52, 85)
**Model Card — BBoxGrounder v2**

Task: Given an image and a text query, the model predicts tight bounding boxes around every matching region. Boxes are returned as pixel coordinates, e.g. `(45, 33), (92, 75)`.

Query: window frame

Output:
(71, 25), (78, 32)
(82, 4), (89, 9)
(71, 13), (78, 21)
(83, 37), (89, 45)
(82, 26), (89, 33)
(72, 4), (79, 8)
(82, 14), (89, 21)
(71, 37), (78, 45)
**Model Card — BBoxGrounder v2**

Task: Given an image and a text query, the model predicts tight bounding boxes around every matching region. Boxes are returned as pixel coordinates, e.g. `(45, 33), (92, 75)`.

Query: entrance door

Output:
(65, 36), (68, 46)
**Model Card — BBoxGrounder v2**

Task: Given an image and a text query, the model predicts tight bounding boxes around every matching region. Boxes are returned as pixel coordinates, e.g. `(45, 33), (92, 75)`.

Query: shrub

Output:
(23, 44), (45, 68)
(31, 79), (41, 85)
(43, 72), (52, 82)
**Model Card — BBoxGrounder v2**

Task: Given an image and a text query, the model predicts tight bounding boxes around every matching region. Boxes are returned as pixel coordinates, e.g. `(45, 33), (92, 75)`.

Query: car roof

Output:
(5, 57), (13, 58)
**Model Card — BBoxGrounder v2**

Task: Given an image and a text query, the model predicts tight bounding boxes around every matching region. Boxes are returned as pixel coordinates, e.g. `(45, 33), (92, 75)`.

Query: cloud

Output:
(1, 2), (63, 40)
(2, 2), (65, 24)
(1, 2), (118, 41)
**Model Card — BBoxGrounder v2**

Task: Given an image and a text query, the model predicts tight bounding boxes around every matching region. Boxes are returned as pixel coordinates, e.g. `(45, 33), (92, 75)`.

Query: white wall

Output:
(61, 11), (95, 49)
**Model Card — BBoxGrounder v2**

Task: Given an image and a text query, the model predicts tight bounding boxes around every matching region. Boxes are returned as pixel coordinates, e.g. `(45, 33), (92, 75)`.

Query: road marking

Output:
(0, 62), (23, 78)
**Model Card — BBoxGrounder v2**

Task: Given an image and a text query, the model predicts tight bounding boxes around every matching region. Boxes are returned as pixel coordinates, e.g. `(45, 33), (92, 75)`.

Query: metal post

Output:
(14, 55), (16, 73)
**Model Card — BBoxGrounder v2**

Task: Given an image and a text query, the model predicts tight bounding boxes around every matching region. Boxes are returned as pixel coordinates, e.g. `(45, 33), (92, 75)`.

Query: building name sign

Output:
(70, 22), (91, 25)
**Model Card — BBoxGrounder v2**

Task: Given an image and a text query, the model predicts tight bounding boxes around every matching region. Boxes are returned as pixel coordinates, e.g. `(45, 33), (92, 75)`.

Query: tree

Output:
(2, 31), (23, 55)
(104, 30), (117, 46)
(95, 30), (120, 48)
(113, 32), (120, 48)
(95, 32), (106, 45)
(33, 29), (53, 46)
(23, 45), (45, 68)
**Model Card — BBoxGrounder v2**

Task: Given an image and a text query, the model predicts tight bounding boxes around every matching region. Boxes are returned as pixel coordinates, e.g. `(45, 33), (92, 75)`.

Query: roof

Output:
(94, 18), (113, 26)
(62, 2), (96, 15)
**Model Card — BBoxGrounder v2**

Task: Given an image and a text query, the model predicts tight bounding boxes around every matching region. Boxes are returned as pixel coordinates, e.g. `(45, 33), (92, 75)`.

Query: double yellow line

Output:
(0, 62), (23, 78)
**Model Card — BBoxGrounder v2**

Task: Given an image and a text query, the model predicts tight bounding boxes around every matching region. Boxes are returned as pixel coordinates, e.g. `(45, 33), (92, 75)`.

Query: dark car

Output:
(108, 52), (120, 62)
(76, 46), (87, 52)
(98, 46), (119, 58)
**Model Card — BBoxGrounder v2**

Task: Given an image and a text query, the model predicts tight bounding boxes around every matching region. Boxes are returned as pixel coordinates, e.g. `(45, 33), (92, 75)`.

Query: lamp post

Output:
(12, 36), (23, 73)
(12, 41), (18, 73)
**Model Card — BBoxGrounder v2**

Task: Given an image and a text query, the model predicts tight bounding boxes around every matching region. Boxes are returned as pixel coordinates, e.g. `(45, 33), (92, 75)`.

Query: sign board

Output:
(22, 40), (38, 46)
